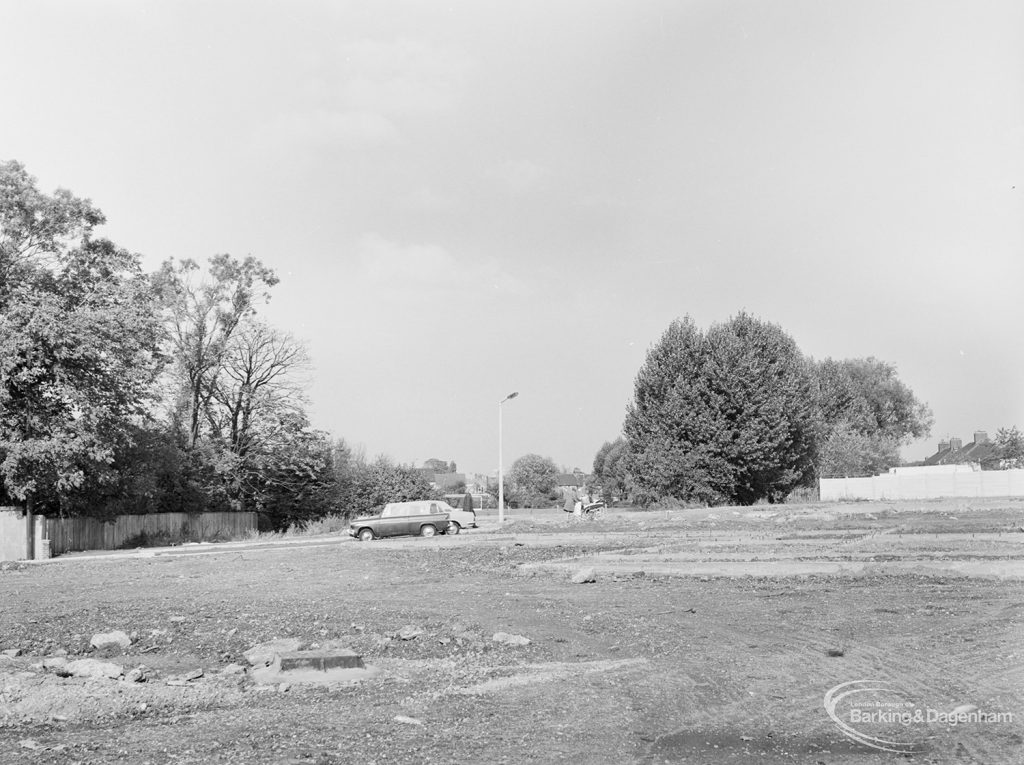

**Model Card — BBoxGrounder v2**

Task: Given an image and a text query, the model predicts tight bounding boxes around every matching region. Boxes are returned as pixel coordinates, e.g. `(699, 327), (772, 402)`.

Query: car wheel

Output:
(358, 528), (374, 542)
(447, 522), (461, 535)
(420, 524), (437, 537)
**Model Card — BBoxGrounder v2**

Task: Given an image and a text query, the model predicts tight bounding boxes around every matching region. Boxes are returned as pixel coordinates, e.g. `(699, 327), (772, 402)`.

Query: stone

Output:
(64, 659), (123, 679)
(184, 668), (204, 680)
(243, 638), (303, 667)
(2, 648), (22, 658)
(397, 626), (422, 641)
(571, 567), (598, 584)
(492, 632), (531, 647)
(394, 715), (423, 726)
(90, 631), (131, 652)
(124, 667), (147, 683)
(220, 663), (247, 675)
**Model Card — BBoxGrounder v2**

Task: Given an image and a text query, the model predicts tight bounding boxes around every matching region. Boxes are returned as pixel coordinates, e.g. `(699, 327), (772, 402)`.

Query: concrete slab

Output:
(278, 648), (364, 672)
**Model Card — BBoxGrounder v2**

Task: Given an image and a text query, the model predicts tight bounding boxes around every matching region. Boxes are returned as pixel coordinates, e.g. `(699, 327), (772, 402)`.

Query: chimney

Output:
(949, 437), (963, 452)
(938, 440), (949, 453)
(973, 431), (989, 444)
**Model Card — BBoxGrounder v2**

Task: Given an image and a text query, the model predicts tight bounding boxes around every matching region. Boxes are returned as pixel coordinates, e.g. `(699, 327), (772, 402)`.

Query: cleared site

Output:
(1, 498), (1022, 764)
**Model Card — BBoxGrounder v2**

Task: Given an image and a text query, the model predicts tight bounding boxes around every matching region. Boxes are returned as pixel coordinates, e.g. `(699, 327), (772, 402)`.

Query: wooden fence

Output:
(44, 512), (257, 555)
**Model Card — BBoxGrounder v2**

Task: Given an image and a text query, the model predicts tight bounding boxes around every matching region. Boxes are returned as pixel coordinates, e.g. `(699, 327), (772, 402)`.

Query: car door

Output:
(379, 505), (408, 537)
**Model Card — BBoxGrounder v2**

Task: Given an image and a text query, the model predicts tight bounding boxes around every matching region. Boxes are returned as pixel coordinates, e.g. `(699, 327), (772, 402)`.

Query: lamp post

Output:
(497, 391), (519, 524)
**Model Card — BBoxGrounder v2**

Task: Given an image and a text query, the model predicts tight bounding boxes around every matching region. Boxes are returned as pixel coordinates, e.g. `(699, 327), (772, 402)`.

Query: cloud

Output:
(358, 233), (456, 285)
(490, 158), (550, 194)
(249, 109), (400, 152)
(250, 38), (473, 154)
(356, 233), (527, 296)
(339, 39), (473, 117)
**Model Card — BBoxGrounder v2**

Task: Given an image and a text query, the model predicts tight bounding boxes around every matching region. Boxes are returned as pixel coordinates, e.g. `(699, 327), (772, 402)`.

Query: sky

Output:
(2, 0), (1021, 476)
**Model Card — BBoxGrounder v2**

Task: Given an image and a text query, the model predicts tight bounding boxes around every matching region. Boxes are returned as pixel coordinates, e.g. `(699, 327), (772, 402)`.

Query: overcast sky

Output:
(2, 1), (1021, 476)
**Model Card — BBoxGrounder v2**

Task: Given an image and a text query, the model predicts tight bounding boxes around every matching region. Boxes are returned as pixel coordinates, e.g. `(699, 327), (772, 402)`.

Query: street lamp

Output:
(497, 391), (519, 524)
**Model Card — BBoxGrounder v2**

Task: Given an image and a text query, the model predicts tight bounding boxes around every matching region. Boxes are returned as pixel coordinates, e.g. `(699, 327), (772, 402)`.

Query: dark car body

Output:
(349, 501), (451, 540)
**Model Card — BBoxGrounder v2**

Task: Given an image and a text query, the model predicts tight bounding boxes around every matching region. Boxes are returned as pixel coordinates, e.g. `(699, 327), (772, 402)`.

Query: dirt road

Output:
(1, 498), (1022, 763)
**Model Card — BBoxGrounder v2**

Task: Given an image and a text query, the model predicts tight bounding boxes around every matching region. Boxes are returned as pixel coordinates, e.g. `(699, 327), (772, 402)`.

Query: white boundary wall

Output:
(820, 469), (1024, 501)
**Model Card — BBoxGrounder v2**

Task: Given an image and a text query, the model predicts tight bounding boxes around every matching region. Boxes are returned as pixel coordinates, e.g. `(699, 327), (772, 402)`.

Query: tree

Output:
(155, 255), (278, 450)
(814, 357), (932, 477)
(0, 163), (164, 516)
(591, 437), (629, 502)
(507, 453), (559, 508)
(994, 426), (1024, 469)
(0, 160), (104, 307)
(623, 314), (818, 506)
(346, 456), (434, 514)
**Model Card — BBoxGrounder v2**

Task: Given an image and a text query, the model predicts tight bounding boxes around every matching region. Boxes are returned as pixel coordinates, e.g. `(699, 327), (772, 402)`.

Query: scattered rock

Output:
(397, 626), (423, 641)
(492, 632), (531, 647)
(226, 628), (238, 637)
(277, 682), (291, 693)
(64, 658), (124, 679)
(124, 667), (147, 683)
(40, 657), (69, 672)
(220, 663), (247, 675)
(571, 567), (598, 584)
(184, 668), (204, 681)
(2, 648), (22, 658)
(243, 638), (303, 667)
(90, 630), (131, 652)
(394, 715), (423, 726)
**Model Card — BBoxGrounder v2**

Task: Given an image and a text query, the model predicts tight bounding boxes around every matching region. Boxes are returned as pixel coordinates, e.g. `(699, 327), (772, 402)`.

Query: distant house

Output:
(431, 472), (467, 491)
(923, 431), (998, 469)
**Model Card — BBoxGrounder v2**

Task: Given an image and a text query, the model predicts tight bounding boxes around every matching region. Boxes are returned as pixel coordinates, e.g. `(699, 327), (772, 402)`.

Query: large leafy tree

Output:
(506, 453), (559, 508)
(814, 357), (931, 477)
(155, 255), (278, 450)
(0, 162), (164, 514)
(590, 437), (629, 502)
(624, 313), (818, 506)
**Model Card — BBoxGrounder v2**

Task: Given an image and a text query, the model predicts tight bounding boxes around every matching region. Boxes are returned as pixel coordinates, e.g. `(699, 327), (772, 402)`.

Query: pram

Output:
(564, 500), (606, 519)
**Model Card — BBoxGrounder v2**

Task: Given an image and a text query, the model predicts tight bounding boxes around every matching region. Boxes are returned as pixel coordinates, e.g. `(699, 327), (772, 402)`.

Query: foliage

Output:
(343, 456), (435, 515)
(506, 453), (559, 508)
(623, 314), (818, 506)
(590, 437), (630, 502)
(994, 426), (1024, 469)
(815, 422), (901, 479)
(154, 255), (279, 450)
(0, 162), (164, 513)
(814, 357), (931, 477)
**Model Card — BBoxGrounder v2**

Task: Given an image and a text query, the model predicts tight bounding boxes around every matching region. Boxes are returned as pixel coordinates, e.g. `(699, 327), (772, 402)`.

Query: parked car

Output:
(431, 500), (478, 534)
(349, 501), (452, 541)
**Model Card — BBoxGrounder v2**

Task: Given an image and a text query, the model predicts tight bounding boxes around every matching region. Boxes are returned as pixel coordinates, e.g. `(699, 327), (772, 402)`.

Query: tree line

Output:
(0, 161), (442, 529)
(590, 314), (1021, 507)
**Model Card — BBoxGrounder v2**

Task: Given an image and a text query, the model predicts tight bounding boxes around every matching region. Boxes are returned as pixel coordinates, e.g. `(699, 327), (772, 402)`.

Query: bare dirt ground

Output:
(1, 498), (1023, 764)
